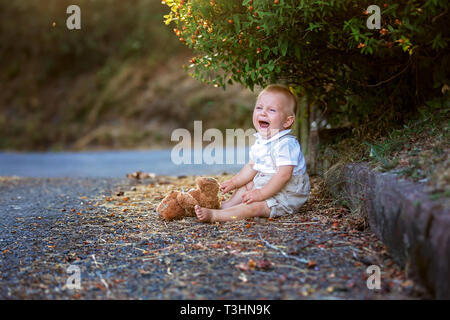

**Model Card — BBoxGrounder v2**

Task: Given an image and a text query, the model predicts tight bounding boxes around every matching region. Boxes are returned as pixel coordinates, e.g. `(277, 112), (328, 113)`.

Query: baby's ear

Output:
(283, 115), (295, 128)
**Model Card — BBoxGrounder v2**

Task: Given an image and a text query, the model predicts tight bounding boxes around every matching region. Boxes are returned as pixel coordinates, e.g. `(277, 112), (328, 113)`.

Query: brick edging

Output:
(324, 163), (450, 299)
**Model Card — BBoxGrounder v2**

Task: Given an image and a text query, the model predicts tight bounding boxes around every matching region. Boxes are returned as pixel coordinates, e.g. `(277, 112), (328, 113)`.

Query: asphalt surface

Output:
(0, 177), (128, 295)
(0, 176), (421, 300)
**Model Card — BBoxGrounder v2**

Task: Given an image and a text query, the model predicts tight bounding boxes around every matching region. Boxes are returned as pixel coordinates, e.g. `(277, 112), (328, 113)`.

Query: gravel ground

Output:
(0, 175), (425, 299)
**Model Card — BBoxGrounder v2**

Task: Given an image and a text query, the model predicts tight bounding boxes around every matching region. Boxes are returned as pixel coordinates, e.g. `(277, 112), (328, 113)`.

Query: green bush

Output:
(164, 0), (449, 129)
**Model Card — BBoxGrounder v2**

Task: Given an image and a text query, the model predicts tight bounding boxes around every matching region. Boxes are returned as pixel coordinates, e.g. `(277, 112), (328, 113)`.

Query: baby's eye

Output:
(270, 108), (276, 112)
(255, 106), (262, 110)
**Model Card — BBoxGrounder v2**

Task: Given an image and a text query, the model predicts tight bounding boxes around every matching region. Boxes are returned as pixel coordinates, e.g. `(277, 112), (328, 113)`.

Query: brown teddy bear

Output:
(156, 177), (220, 221)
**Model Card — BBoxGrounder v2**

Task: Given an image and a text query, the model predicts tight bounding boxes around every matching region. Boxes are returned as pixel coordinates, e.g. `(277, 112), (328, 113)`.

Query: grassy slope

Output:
(324, 102), (449, 199)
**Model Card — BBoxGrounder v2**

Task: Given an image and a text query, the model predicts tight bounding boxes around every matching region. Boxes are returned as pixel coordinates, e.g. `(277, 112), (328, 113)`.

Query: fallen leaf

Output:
(112, 279), (125, 284)
(401, 280), (414, 288)
(192, 242), (206, 250)
(95, 283), (105, 291)
(256, 259), (272, 270)
(247, 259), (256, 269)
(235, 263), (249, 272)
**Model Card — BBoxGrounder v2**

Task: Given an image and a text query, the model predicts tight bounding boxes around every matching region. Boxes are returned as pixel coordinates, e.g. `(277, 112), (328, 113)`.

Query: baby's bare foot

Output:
(195, 205), (215, 223)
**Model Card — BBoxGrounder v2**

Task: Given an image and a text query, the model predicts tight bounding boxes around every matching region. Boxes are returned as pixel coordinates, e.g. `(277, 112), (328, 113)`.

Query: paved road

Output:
(0, 177), (127, 296)
(0, 149), (244, 177)
(0, 176), (420, 299)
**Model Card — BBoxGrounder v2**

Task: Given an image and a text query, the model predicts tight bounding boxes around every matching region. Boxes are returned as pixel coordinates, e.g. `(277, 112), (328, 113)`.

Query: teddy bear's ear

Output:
(168, 190), (180, 199)
(196, 177), (220, 194)
(196, 177), (218, 185)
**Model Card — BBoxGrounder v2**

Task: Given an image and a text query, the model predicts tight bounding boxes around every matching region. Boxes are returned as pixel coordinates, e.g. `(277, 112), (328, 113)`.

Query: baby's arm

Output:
(242, 165), (293, 204)
(220, 162), (257, 193)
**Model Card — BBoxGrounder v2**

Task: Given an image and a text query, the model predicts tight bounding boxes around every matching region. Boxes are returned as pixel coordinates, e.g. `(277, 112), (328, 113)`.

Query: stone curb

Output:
(324, 162), (450, 299)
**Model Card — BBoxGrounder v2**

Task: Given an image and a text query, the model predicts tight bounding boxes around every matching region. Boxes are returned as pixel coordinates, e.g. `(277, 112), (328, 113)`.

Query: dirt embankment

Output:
(0, 53), (257, 152)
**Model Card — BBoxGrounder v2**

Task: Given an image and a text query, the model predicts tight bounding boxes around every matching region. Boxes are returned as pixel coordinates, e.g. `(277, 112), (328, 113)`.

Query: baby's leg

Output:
(221, 181), (254, 209)
(195, 201), (270, 223)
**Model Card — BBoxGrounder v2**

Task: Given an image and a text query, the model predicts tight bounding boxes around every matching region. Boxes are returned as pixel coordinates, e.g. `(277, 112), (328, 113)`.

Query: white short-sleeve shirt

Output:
(249, 129), (307, 176)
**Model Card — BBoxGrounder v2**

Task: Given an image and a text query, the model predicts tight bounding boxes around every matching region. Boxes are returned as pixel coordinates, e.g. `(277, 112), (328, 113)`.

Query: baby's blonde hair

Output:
(258, 84), (298, 116)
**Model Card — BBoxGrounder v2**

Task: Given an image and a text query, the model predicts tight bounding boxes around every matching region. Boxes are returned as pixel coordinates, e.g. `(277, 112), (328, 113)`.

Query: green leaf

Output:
(295, 45), (301, 59)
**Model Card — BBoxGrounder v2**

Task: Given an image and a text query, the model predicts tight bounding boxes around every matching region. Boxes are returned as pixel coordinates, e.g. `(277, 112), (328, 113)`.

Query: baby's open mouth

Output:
(259, 120), (270, 129)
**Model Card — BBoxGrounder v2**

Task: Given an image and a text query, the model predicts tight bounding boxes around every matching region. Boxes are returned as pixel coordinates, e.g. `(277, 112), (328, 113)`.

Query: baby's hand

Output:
(242, 189), (263, 204)
(220, 179), (235, 194)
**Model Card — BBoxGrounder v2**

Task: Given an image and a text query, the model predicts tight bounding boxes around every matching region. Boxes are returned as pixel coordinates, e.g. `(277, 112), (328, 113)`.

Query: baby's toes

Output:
(194, 206), (203, 217)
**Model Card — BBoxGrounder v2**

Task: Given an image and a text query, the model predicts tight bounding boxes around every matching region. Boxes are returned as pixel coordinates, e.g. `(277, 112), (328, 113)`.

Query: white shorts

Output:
(253, 172), (310, 218)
